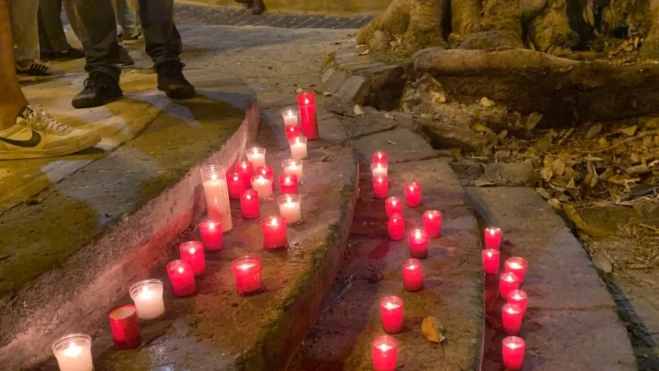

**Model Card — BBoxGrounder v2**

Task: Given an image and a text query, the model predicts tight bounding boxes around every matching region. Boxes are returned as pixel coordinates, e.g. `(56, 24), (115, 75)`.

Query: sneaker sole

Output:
(72, 93), (123, 109)
(0, 133), (101, 160)
(123, 39), (144, 45)
(160, 85), (196, 100)
(18, 70), (66, 83)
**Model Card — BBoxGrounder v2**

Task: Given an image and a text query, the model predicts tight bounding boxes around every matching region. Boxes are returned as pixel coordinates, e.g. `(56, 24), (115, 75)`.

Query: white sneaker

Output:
(0, 106), (101, 160)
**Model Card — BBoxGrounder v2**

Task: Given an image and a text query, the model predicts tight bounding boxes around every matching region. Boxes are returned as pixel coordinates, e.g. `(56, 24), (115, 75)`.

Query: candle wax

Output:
(282, 109), (299, 127)
(508, 290), (528, 316)
(109, 305), (141, 350)
(402, 259), (423, 292)
(408, 229), (429, 259)
(373, 175), (389, 199)
(371, 163), (388, 177)
(199, 220), (223, 251)
(482, 248), (500, 275)
(246, 148), (266, 168)
(505, 257), (528, 282)
(290, 137), (308, 159)
(283, 160), (303, 182)
(499, 272), (520, 300)
(202, 177), (233, 232)
(484, 227), (502, 249)
(251, 176), (273, 199)
(278, 174), (298, 194)
(379, 297), (404, 333)
(384, 197), (402, 217)
(132, 284), (165, 320)
(278, 196), (302, 224)
(54, 341), (94, 371)
(387, 214), (405, 241)
(405, 182), (422, 207)
(423, 210), (442, 238)
(255, 165), (275, 191)
(240, 190), (260, 219)
(167, 260), (196, 297)
(502, 336), (525, 370)
(179, 241), (206, 276)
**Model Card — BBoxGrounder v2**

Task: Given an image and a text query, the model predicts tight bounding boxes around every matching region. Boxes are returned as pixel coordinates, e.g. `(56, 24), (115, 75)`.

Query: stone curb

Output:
(176, 0), (388, 15)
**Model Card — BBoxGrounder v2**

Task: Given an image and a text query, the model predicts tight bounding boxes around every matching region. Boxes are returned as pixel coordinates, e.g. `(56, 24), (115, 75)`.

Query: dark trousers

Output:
(38, 0), (72, 54)
(73, 0), (182, 81)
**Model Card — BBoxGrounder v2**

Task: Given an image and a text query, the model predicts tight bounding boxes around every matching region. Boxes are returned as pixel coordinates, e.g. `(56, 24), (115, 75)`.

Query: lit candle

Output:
(260, 216), (288, 251)
(282, 159), (303, 183)
(227, 172), (246, 200)
(167, 260), (196, 297)
(278, 174), (298, 194)
(499, 272), (520, 300)
(282, 107), (299, 127)
(129, 279), (166, 321)
(408, 228), (429, 259)
(387, 213), (405, 241)
(482, 248), (500, 275)
(297, 91), (319, 140)
(373, 175), (389, 199)
(231, 255), (263, 295)
(505, 257), (528, 283)
(199, 220), (223, 251)
(484, 227), (502, 249)
(371, 162), (388, 177)
(289, 136), (308, 159)
(108, 305), (141, 350)
(245, 147), (266, 168)
(240, 190), (260, 219)
(384, 197), (402, 217)
(52, 334), (94, 371)
(255, 165), (275, 191)
(405, 182), (421, 207)
(508, 290), (528, 316)
(285, 124), (302, 142)
(372, 151), (388, 165)
(402, 258), (423, 292)
(379, 296), (404, 334)
(251, 175), (273, 200)
(179, 241), (206, 276)
(423, 210), (442, 238)
(236, 161), (254, 188)
(371, 335), (398, 371)
(200, 165), (233, 232)
(502, 303), (524, 335)
(277, 194), (302, 224)
(502, 336), (525, 370)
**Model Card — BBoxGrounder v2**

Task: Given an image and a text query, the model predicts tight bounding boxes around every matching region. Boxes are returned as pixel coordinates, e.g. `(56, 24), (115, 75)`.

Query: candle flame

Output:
(410, 185), (414, 191)
(246, 194), (252, 200)
(428, 213), (433, 219)
(378, 178), (383, 184)
(488, 228), (499, 236)
(415, 230), (421, 239)
(511, 293), (523, 300)
(239, 263), (256, 270)
(304, 98), (309, 105)
(487, 251), (492, 258)
(271, 218), (279, 227)
(63, 342), (83, 358)
(392, 200), (396, 206)
(505, 306), (521, 315)
(178, 267), (184, 274)
(242, 163), (247, 169)
(506, 342), (521, 350)
(258, 175), (265, 183)
(407, 264), (417, 270)
(287, 196), (292, 203)
(286, 110), (294, 118)
(295, 137), (301, 144)
(285, 176), (292, 184)
(509, 262), (523, 269)
(189, 247), (196, 254)
(211, 174), (217, 181)
(209, 222), (215, 230)
(377, 152), (383, 159)
(504, 274), (515, 282)
(233, 175), (239, 181)
(385, 302), (398, 310)
(377, 344), (393, 352)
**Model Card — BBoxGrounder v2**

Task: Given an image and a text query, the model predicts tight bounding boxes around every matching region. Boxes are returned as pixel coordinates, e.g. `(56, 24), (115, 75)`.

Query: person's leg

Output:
(39, 0), (72, 52)
(0, 0), (27, 130)
(62, 0), (84, 42)
(117, 0), (142, 44)
(9, 0), (40, 66)
(38, 9), (56, 61)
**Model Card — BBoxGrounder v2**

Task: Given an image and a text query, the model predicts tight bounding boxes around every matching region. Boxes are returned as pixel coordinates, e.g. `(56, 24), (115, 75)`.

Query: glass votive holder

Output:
(52, 333), (94, 371)
(282, 106), (299, 127)
(277, 194), (302, 225)
(371, 162), (388, 177)
(251, 175), (273, 200)
(200, 164), (233, 232)
(289, 135), (308, 160)
(231, 255), (263, 296)
(371, 335), (398, 371)
(245, 147), (266, 168)
(282, 159), (303, 183)
(129, 279), (165, 321)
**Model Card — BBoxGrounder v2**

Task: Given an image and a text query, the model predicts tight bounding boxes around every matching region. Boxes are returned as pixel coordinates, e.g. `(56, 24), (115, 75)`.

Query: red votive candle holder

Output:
(423, 210), (442, 238)
(502, 303), (524, 335)
(109, 304), (141, 350)
(508, 290), (528, 316)
(278, 174), (298, 194)
(384, 197), (402, 217)
(402, 258), (423, 292)
(373, 175), (389, 199)
(227, 172), (245, 200)
(255, 165), (275, 191)
(502, 336), (525, 370)
(240, 190), (260, 219)
(199, 220), (223, 251)
(166, 260), (196, 297)
(179, 241), (206, 276)
(408, 228), (429, 259)
(505, 257), (529, 283)
(231, 255), (263, 296)
(236, 161), (254, 188)
(499, 272), (520, 299)
(387, 213), (405, 241)
(482, 248), (500, 275)
(484, 227), (502, 249)
(260, 216), (288, 251)
(372, 335), (398, 371)
(379, 296), (404, 333)
(285, 124), (302, 142)
(405, 182), (421, 207)
(372, 151), (388, 165)
(298, 91), (319, 140)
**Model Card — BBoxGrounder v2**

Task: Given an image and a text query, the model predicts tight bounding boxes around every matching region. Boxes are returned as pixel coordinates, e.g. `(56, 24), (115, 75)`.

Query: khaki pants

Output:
(9, 0), (40, 64)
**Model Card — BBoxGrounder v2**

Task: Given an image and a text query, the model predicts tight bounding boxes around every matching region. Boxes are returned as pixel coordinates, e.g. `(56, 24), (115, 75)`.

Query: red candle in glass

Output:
(371, 335), (398, 371)
(372, 151), (388, 165)
(236, 161), (254, 188)
(227, 172), (245, 200)
(405, 182), (421, 207)
(379, 296), (404, 333)
(240, 190), (260, 219)
(387, 213), (405, 241)
(260, 216), (288, 250)
(408, 228), (429, 259)
(297, 91), (319, 140)
(482, 248), (500, 275)
(167, 260), (196, 297)
(278, 174), (299, 194)
(231, 255), (263, 296)
(508, 290), (528, 316)
(199, 220), (223, 251)
(502, 336), (525, 370)
(384, 197), (402, 217)
(285, 125), (302, 141)
(373, 175), (389, 199)
(179, 241), (206, 276)
(502, 303), (524, 335)
(484, 227), (502, 249)
(108, 304), (141, 350)
(255, 165), (274, 191)
(505, 257), (528, 283)
(402, 258), (423, 292)
(423, 210), (442, 238)
(499, 272), (520, 299)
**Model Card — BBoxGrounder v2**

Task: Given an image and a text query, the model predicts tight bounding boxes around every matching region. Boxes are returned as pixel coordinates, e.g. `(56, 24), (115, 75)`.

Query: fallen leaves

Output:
(422, 316), (447, 343)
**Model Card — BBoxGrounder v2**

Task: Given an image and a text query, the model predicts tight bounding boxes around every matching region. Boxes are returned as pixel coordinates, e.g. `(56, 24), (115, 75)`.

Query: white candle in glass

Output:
(201, 166), (233, 232)
(52, 334), (94, 371)
(245, 147), (266, 168)
(251, 175), (273, 199)
(282, 108), (299, 127)
(277, 195), (302, 224)
(289, 136), (308, 159)
(282, 159), (303, 183)
(129, 279), (165, 321)
(371, 162), (388, 177)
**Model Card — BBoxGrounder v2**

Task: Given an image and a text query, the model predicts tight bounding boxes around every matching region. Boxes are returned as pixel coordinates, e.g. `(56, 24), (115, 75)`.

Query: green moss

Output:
(323, 52), (336, 68)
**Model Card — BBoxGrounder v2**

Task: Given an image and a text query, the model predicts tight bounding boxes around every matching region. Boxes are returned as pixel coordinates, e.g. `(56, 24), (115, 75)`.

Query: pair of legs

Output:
(116, 0), (142, 41)
(38, 0), (85, 61)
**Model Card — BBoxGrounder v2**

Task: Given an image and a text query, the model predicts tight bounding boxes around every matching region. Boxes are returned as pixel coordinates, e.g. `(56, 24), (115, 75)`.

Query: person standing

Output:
(71, 0), (195, 109)
(116, 0), (143, 44)
(38, 0), (86, 62)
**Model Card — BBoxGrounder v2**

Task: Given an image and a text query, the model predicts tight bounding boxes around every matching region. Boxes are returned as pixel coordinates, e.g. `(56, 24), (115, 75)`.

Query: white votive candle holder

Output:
(282, 107), (299, 127)
(52, 333), (94, 371)
(245, 147), (266, 168)
(277, 194), (302, 225)
(289, 136), (308, 159)
(282, 159), (303, 183)
(251, 175), (273, 200)
(200, 165), (233, 232)
(129, 279), (166, 321)
(371, 162), (388, 177)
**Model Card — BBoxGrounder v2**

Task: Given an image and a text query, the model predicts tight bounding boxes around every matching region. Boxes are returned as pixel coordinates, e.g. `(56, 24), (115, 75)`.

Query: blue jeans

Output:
(116, 0), (137, 35)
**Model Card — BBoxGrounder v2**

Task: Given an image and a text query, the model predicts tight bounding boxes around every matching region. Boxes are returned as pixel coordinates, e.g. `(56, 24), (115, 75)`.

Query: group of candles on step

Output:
(49, 92), (320, 371)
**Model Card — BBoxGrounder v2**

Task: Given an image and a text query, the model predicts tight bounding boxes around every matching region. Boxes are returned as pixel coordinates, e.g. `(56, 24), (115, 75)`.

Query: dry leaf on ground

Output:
(422, 316), (447, 343)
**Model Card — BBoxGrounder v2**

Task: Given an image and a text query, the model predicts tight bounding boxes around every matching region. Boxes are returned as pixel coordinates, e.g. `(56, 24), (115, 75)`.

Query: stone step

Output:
(176, 0), (387, 15)
(0, 78), (259, 370)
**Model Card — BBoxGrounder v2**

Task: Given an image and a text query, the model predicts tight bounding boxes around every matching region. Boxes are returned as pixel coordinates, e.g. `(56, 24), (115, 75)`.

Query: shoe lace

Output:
(83, 72), (107, 90)
(26, 106), (70, 133)
(159, 61), (186, 78)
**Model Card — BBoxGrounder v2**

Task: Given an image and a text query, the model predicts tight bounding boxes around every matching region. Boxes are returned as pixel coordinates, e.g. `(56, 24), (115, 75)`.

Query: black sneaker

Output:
(155, 61), (196, 99)
(72, 72), (123, 109)
(54, 48), (86, 61)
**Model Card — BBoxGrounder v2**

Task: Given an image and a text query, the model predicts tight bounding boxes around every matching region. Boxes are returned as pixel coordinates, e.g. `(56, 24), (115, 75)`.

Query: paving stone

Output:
(353, 128), (437, 164)
(324, 69), (347, 93)
(345, 112), (398, 138)
(335, 75), (368, 104)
